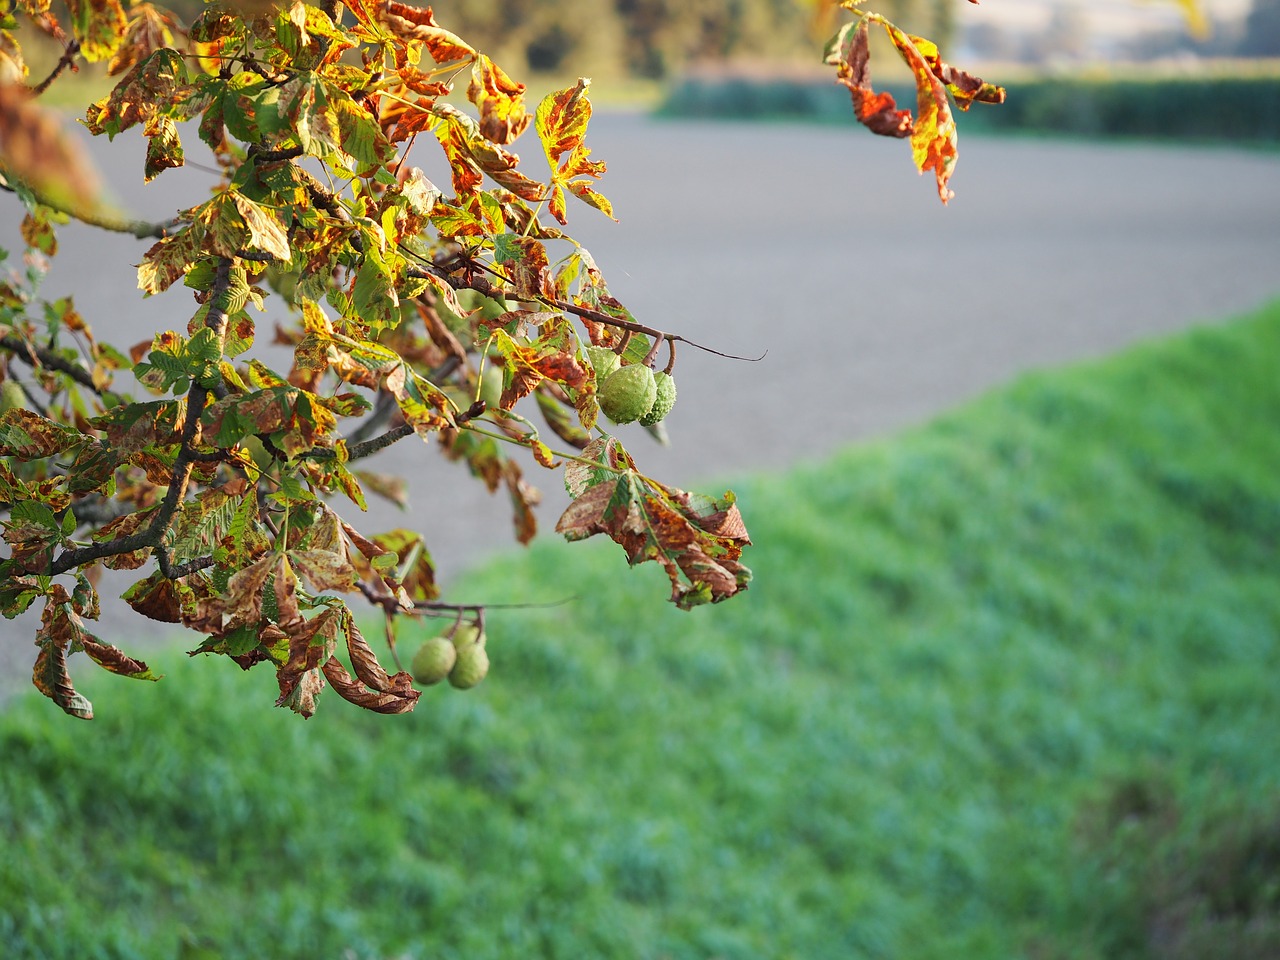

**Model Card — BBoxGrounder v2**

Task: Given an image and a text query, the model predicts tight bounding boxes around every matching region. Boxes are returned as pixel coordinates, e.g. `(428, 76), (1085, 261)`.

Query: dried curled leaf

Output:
(830, 20), (911, 138)
(377, 2), (475, 64)
(557, 438), (752, 609)
(468, 54), (531, 145)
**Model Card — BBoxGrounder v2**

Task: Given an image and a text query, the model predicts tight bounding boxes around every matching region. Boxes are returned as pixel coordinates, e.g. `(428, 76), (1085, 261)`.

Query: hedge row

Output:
(658, 70), (1280, 144)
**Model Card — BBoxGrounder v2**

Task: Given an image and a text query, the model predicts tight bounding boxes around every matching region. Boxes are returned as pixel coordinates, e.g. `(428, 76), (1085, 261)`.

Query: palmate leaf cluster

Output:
(0, 0), (1000, 719)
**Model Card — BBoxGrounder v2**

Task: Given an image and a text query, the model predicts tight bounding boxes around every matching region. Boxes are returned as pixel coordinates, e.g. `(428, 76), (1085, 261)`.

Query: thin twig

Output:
(0, 334), (116, 399)
(29, 40), (81, 97)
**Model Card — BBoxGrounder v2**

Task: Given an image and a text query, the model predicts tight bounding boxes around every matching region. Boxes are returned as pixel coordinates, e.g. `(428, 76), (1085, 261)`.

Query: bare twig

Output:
(0, 334), (117, 399)
(29, 40), (80, 96)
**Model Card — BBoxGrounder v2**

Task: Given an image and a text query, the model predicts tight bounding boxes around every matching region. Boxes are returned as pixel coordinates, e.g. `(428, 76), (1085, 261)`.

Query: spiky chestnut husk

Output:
(411, 636), (457, 685)
(0, 380), (25, 412)
(449, 641), (490, 689)
(598, 364), (657, 425)
(586, 345), (621, 381)
(639, 371), (677, 426)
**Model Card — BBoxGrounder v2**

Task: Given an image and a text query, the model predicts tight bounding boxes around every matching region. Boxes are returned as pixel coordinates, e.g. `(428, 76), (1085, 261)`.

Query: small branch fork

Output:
(29, 39), (81, 97)
(46, 260), (236, 578)
(0, 334), (117, 400)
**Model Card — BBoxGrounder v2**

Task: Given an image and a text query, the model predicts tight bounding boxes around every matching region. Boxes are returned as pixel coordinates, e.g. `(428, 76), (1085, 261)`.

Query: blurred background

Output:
(2, 1), (1279, 958)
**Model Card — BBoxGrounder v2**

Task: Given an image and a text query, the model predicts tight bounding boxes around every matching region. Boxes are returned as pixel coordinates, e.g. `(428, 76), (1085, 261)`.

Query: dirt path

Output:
(2, 116), (1278, 702)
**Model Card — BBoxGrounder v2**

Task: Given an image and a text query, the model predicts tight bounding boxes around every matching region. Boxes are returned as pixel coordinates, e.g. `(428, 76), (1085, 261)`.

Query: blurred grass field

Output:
(2, 300), (1278, 959)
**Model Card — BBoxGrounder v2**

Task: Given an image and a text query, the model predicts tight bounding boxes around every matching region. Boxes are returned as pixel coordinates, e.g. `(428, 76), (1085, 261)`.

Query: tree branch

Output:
(0, 334), (119, 399)
(48, 260), (236, 577)
(29, 40), (80, 97)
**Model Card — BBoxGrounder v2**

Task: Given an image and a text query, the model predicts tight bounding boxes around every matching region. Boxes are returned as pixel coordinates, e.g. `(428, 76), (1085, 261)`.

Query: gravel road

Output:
(2, 114), (1278, 701)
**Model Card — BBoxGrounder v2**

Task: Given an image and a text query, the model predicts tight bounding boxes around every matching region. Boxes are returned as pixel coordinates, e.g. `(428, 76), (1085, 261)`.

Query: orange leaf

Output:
(377, 2), (475, 64)
(884, 23), (957, 204)
(468, 54), (531, 145)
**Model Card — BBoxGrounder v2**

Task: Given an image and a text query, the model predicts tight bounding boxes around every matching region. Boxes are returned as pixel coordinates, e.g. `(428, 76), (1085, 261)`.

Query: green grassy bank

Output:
(2, 301), (1279, 959)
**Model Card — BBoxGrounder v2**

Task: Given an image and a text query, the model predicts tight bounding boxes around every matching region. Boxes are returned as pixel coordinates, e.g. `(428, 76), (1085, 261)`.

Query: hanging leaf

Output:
(557, 438), (752, 609)
(535, 79), (612, 224)
(906, 34), (1005, 113)
(468, 54), (531, 145)
(828, 20), (912, 138)
(65, 0), (127, 63)
(377, 2), (475, 65)
(883, 21), (957, 204)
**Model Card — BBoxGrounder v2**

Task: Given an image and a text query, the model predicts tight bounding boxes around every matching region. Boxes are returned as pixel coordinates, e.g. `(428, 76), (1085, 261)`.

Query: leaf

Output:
(322, 655), (419, 714)
(108, 2), (179, 76)
(232, 193), (291, 260)
(556, 438), (751, 609)
(535, 79), (611, 225)
(883, 22), (957, 204)
(32, 633), (93, 719)
(142, 114), (184, 182)
(289, 547), (358, 594)
(0, 408), (84, 459)
(536, 79), (593, 172)
(275, 604), (341, 717)
(0, 84), (107, 218)
(491, 319), (588, 408)
(906, 34), (1005, 113)
(65, 0), (127, 63)
(79, 636), (161, 681)
(20, 210), (57, 256)
(137, 226), (202, 295)
(830, 20), (912, 138)
(377, 2), (475, 64)
(84, 47), (191, 139)
(468, 54), (531, 145)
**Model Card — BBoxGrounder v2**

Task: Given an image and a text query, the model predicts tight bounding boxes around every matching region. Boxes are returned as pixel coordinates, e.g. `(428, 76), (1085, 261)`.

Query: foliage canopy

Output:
(0, 0), (1004, 718)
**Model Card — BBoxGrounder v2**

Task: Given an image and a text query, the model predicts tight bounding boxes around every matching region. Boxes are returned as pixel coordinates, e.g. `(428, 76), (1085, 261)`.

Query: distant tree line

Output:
(416, 0), (959, 78)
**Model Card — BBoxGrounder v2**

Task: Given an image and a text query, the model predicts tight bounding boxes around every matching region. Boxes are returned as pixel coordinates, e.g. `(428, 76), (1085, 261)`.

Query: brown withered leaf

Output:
(79, 635), (161, 681)
(492, 319), (588, 409)
(468, 54), (531, 145)
(289, 548), (358, 593)
(377, 2), (475, 65)
(276, 663), (326, 717)
(123, 569), (185, 622)
(907, 33), (1006, 112)
(504, 459), (540, 545)
(92, 509), (155, 570)
(274, 605), (341, 717)
(352, 469), (408, 507)
(32, 632), (93, 720)
(0, 408), (86, 459)
(108, 2), (180, 76)
(506, 235), (551, 301)
(342, 613), (415, 697)
(322, 656), (419, 714)
(885, 23), (958, 204)
(556, 438), (751, 610)
(832, 20), (912, 139)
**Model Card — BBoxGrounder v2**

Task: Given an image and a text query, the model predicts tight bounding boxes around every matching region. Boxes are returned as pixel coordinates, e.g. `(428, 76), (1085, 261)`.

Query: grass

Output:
(2, 300), (1280, 958)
